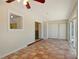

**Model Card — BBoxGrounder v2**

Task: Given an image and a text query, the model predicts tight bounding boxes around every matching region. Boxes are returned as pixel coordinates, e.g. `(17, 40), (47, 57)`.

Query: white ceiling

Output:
(0, 0), (77, 21)
(30, 0), (77, 21)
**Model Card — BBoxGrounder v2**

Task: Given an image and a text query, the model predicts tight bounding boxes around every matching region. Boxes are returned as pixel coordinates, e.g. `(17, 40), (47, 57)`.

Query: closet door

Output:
(48, 23), (58, 38)
(59, 23), (66, 39)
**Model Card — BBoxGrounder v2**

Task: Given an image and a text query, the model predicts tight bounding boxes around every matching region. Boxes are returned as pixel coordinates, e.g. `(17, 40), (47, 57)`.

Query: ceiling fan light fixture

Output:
(6, 0), (45, 9)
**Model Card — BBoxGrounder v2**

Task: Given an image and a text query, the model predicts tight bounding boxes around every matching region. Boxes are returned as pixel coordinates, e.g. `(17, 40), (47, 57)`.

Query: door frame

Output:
(35, 21), (41, 40)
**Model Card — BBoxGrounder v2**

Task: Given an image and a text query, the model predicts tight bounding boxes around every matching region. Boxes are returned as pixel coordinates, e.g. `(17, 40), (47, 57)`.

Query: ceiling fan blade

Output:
(26, 2), (31, 9)
(34, 0), (45, 3)
(6, 0), (15, 3)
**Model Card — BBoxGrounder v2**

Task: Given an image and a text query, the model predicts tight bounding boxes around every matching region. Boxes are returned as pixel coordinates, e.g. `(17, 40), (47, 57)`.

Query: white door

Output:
(59, 23), (66, 39)
(48, 23), (58, 38)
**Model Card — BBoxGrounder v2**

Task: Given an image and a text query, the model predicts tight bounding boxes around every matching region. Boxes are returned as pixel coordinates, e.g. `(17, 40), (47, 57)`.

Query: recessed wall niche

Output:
(9, 13), (23, 29)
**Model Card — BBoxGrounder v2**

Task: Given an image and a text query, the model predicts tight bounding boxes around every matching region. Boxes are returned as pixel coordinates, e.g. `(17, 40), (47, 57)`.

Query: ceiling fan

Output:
(6, 0), (45, 9)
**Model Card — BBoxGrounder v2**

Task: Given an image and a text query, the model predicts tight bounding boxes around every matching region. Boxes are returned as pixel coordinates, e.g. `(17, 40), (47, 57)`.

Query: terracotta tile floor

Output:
(2, 39), (76, 59)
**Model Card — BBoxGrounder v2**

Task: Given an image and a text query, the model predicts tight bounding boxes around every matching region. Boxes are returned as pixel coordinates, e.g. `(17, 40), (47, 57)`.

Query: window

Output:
(9, 13), (23, 29)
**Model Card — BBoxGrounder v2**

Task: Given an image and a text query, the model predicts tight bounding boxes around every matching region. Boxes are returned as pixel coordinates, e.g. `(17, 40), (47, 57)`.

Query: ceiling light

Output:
(17, 0), (21, 2)
(11, 15), (14, 19)
(23, 0), (29, 5)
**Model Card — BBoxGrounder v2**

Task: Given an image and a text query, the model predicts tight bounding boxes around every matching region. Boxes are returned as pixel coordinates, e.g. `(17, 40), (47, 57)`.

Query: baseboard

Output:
(28, 39), (43, 46)
(0, 44), (28, 59)
(48, 38), (67, 40)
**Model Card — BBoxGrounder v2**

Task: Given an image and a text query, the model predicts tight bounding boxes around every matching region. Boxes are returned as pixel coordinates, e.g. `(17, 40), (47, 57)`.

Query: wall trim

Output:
(28, 39), (43, 46)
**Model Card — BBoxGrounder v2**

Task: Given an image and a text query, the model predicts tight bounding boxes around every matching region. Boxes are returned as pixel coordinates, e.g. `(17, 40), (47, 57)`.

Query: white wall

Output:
(0, 1), (43, 58)
(43, 21), (48, 39)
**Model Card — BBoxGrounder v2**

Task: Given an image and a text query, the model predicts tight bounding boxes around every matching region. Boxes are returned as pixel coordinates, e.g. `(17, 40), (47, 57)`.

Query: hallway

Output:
(2, 39), (76, 59)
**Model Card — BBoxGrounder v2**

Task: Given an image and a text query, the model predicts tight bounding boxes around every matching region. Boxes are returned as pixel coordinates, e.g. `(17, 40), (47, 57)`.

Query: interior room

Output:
(0, 0), (78, 59)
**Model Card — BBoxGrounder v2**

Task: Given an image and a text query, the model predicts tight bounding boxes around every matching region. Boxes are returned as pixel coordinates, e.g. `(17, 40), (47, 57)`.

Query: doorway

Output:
(35, 22), (41, 40)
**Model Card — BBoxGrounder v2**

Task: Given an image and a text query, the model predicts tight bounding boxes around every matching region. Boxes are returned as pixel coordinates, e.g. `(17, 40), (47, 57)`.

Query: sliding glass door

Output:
(69, 18), (77, 55)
